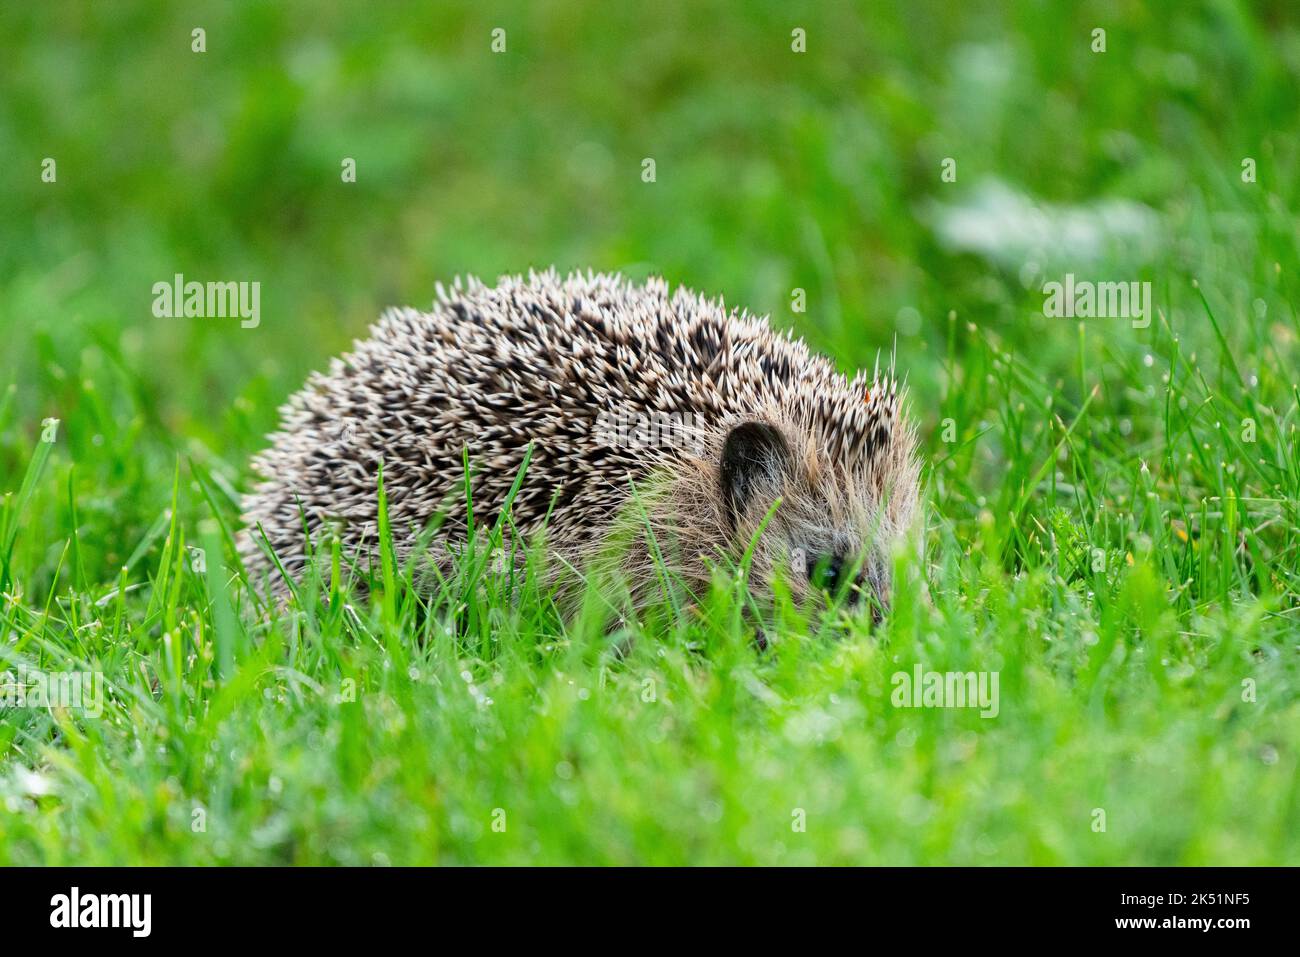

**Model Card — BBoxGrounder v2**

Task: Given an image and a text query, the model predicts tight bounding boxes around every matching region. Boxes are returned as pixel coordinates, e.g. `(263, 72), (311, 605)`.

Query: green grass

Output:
(1, 0), (1298, 864)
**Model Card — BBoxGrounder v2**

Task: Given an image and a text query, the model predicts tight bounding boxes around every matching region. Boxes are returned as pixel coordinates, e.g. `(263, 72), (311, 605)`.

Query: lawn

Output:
(0, 0), (1297, 864)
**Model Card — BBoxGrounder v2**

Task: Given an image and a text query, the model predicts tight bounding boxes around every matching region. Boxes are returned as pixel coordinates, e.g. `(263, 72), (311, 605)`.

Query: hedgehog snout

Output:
(803, 548), (890, 622)
(804, 551), (849, 593)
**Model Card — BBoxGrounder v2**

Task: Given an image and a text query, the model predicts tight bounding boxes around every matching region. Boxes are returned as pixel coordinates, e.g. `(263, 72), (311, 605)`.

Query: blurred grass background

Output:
(4, 1), (1295, 451)
(1, 0), (1298, 864)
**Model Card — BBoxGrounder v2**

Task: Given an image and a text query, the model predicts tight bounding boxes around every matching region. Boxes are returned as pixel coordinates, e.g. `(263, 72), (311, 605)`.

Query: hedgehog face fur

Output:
(718, 413), (919, 615)
(240, 270), (921, 621)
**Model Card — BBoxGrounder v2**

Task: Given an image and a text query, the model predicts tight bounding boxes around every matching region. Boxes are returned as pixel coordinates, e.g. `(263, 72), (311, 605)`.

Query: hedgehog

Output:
(239, 270), (921, 621)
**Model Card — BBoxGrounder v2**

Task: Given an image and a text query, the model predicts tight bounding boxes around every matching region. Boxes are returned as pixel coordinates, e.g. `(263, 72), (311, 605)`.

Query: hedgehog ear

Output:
(719, 421), (790, 525)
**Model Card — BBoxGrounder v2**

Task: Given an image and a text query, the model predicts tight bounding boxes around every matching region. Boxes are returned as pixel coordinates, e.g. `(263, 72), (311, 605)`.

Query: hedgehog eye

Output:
(719, 421), (790, 526)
